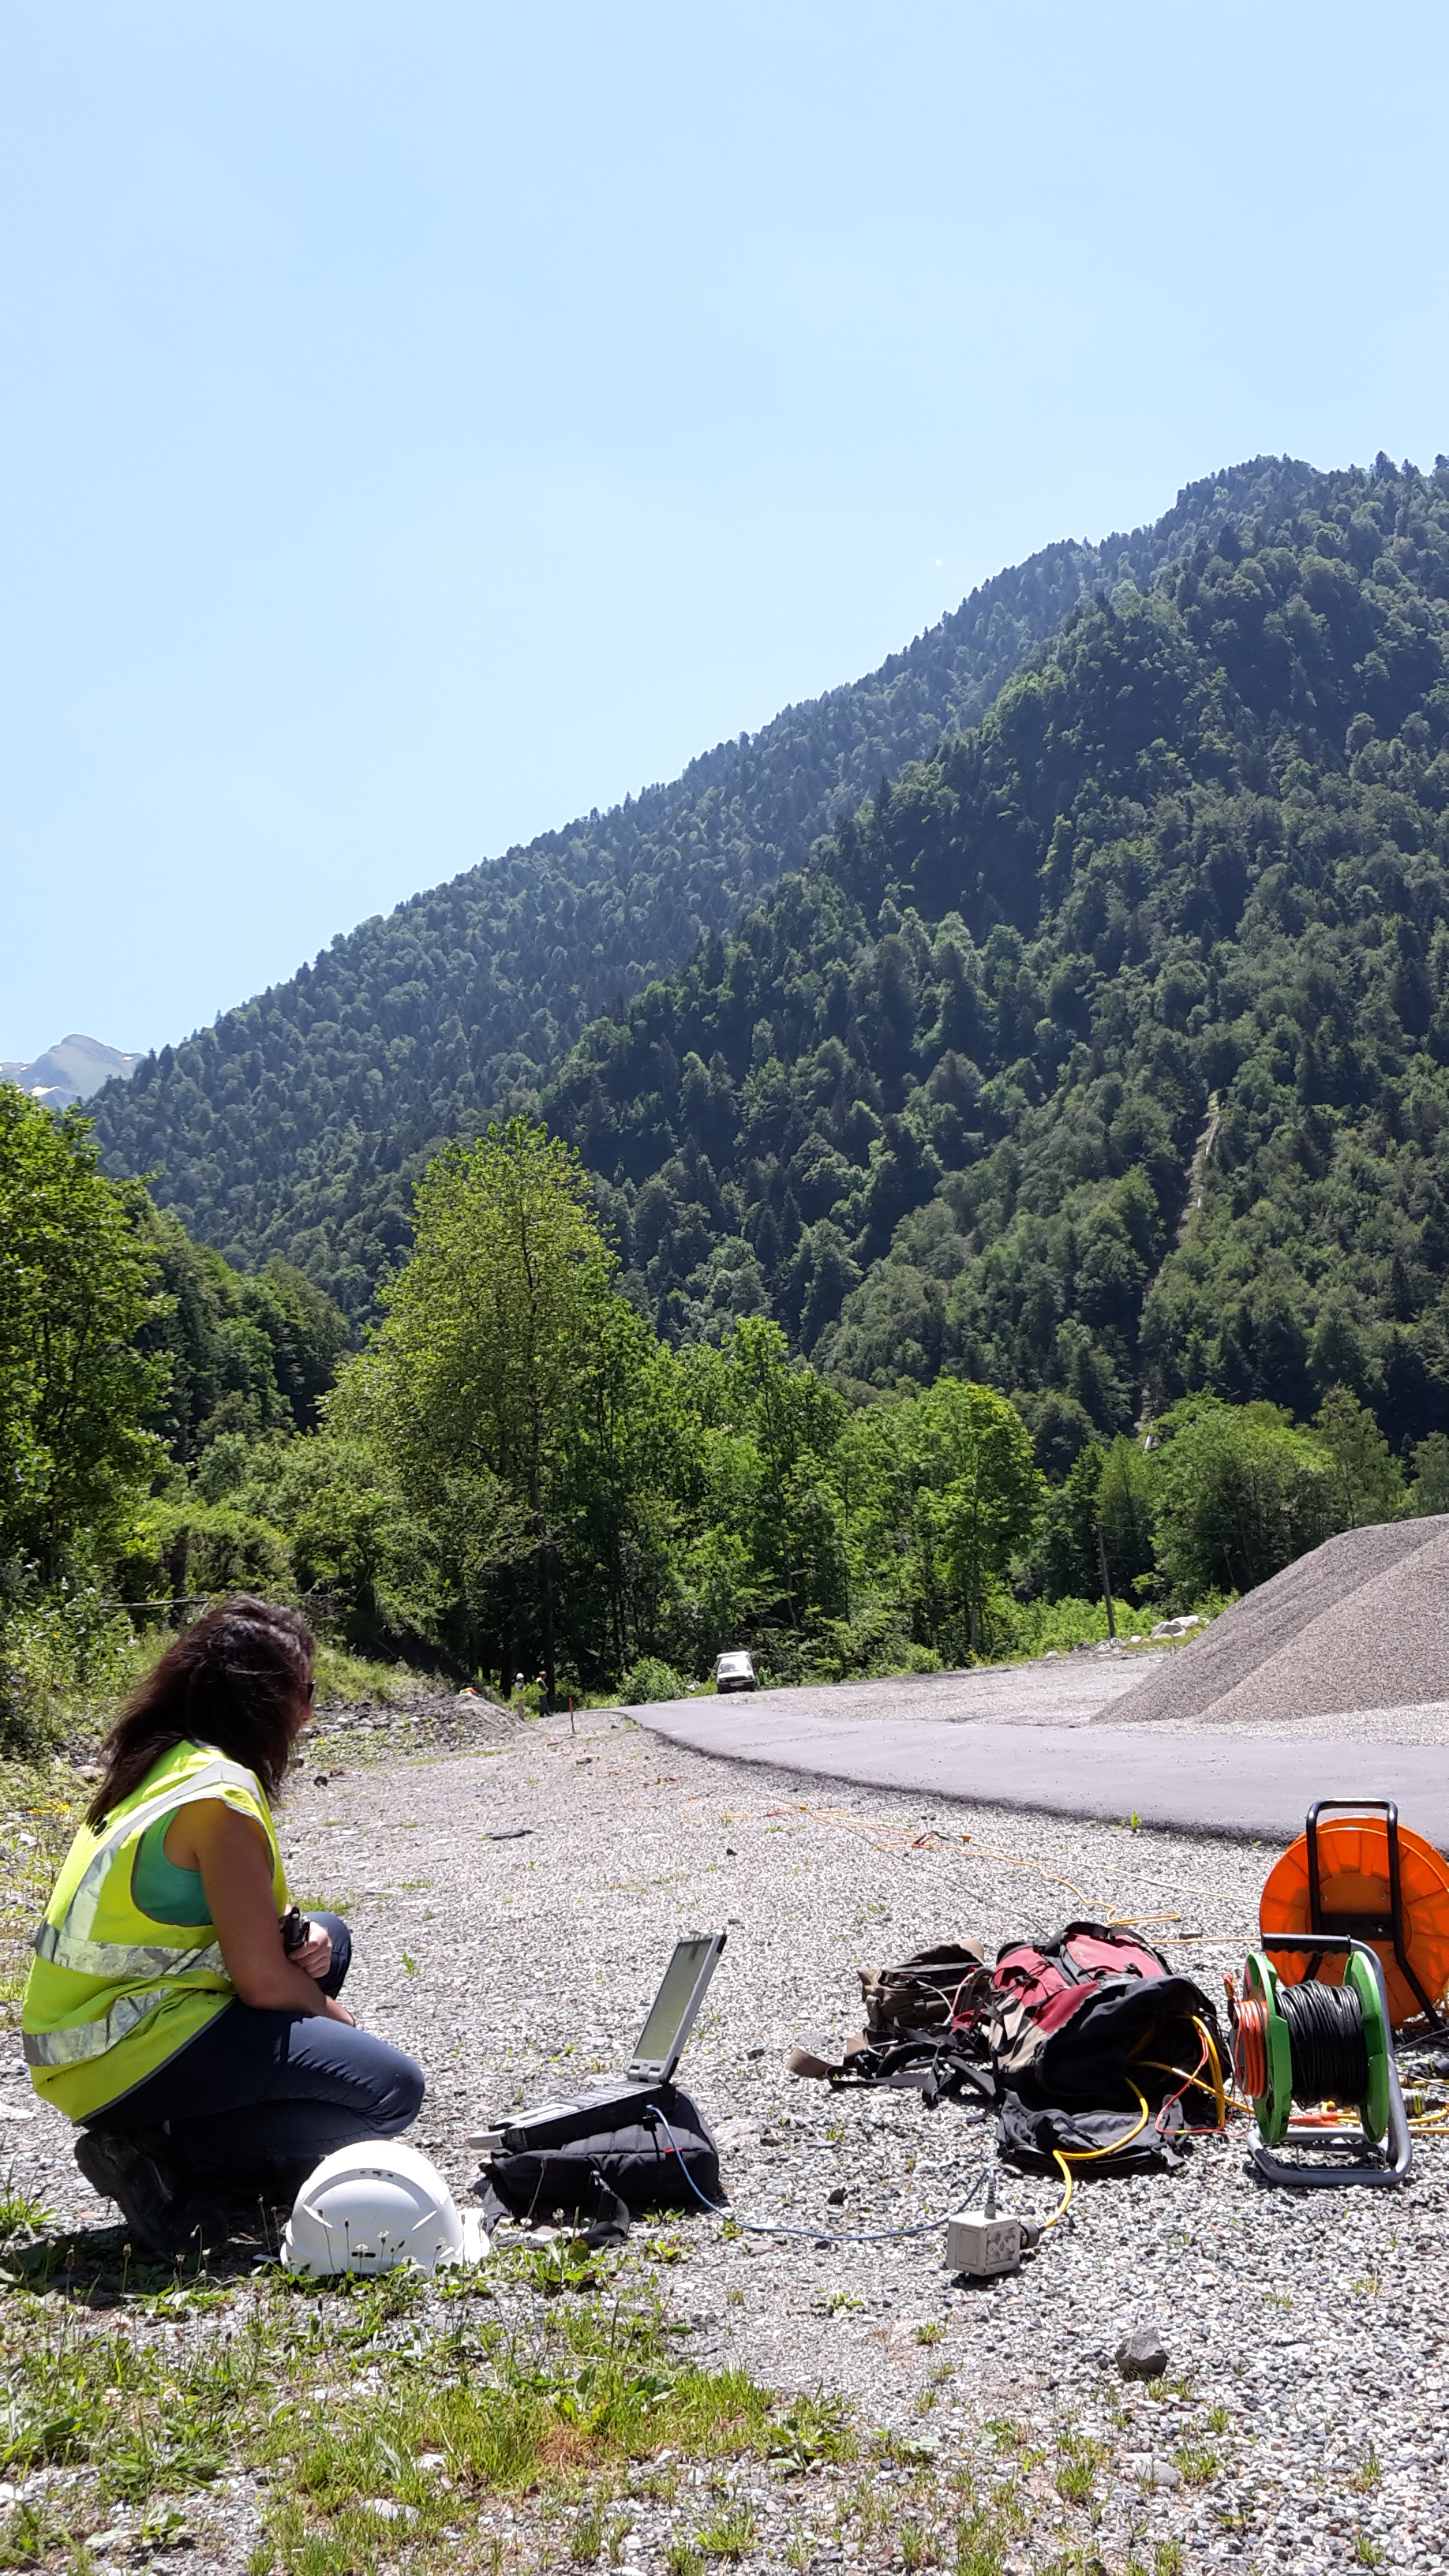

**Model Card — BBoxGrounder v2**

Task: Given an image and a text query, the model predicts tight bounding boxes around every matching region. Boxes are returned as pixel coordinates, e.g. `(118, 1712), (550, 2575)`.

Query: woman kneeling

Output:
(23, 1597), (423, 2255)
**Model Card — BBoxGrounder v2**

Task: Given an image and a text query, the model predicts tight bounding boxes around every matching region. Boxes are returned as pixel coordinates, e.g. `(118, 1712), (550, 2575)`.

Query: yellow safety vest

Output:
(22, 1737), (289, 2121)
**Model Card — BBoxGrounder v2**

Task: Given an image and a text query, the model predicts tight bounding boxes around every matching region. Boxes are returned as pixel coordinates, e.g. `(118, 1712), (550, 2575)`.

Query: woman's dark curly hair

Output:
(88, 1597), (315, 1825)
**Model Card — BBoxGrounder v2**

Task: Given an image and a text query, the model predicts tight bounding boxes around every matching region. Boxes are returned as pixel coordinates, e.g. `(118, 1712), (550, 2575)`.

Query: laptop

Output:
(468, 1931), (727, 2155)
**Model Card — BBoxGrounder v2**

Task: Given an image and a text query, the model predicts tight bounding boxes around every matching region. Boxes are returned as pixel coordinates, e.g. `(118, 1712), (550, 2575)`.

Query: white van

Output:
(713, 1649), (758, 1694)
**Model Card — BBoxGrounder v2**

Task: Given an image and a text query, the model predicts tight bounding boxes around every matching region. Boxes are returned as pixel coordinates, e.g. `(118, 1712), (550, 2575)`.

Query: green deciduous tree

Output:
(1149, 1396), (1342, 1601)
(0, 1088), (169, 1579)
(1312, 1384), (1404, 1528)
(1407, 1432), (1449, 1518)
(837, 1375), (1046, 1661)
(1097, 1436), (1158, 1606)
(1026, 1438), (1107, 1603)
(904, 1378), (1046, 1653)
(140, 1211), (350, 1460)
(332, 1119), (620, 1687)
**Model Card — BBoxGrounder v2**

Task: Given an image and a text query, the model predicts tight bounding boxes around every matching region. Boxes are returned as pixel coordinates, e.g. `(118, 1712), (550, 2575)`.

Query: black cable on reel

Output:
(1275, 1979), (1369, 2107)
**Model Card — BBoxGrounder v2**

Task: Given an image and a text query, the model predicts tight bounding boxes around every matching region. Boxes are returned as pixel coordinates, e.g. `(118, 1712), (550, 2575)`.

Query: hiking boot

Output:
(74, 2129), (229, 2260)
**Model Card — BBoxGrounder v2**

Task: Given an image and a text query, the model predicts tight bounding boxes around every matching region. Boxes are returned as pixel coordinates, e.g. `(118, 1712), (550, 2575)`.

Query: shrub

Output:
(618, 1657), (692, 1705)
(114, 1501), (293, 1612)
(0, 1576), (147, 1752)
(1015, 1595), (1114, 1655)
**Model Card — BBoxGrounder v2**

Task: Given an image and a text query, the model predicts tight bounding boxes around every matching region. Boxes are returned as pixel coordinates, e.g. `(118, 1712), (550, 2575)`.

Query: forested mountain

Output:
(88, 456), (1311, 1308)
(545, 455), (1449, 1462)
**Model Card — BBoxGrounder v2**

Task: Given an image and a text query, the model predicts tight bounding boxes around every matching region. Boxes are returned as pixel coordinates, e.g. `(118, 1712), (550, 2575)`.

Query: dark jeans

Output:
(86, 1915), (424, 2185)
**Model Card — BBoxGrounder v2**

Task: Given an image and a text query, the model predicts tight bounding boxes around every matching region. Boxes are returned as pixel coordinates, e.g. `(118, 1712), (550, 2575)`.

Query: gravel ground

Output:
(6, 1711), (1446, 2574)
(1145, 1699), (1449, 1747)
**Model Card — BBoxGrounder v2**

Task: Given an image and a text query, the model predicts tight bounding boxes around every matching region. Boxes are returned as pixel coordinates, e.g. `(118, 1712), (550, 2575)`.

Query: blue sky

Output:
(4, 1), (1449, 1061)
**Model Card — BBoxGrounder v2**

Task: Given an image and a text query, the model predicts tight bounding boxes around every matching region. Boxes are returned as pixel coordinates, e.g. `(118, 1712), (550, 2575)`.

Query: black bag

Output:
(1005, 1970), (1220, 2113)
(997, 2091), (1193, 2177)
(477, 2087), (722, 2245)
(994, 1951), (1221, 2182)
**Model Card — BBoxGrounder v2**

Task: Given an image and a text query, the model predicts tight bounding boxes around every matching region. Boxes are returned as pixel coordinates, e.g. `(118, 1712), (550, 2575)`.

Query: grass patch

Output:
(0, 2245), (794, 2571)
(309, 1644), (414, 1706)
(0, 2203), (1174, 2574)
(1054, 2431), (1106, 2503)
(0, 2180), (54, 2244)
(1172, 2439), (1219, 2487)
(693, 2500), (756, 2558)
(0, 1759), (85, 2016)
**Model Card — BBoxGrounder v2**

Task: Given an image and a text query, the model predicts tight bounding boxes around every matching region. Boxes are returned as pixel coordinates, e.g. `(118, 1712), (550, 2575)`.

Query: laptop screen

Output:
(627, 1934), (724, 2077)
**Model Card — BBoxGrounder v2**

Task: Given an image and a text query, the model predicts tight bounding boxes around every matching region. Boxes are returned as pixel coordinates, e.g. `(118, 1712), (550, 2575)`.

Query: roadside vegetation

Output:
(0, 2203), (1238, 2576)
(1, 1086), (1436, 1744)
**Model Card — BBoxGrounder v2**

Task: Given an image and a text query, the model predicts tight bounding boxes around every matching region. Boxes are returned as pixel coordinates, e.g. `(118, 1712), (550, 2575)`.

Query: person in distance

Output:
(23, 1596), (423, 2255)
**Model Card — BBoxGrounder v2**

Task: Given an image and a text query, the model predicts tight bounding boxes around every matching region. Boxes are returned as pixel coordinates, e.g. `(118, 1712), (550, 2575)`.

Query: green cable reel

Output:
(1241, 1945), (1394, 2148)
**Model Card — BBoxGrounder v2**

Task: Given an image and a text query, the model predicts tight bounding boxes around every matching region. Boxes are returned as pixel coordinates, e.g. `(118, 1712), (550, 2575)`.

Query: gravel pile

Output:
(8, 1712), (1446, 2570)
(1115, 1515), (1449, 1733)
(309, 1683), (522, 1758)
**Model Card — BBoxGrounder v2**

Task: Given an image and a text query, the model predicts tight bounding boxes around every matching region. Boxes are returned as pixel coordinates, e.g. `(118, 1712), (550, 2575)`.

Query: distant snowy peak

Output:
(1, 1033), (143, 1108)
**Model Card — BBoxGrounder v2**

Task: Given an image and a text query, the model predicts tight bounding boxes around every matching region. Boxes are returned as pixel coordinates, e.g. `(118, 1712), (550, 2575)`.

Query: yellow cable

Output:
(1039, 2083), (1151, 2230)
(1062, 2081), (1152, 2162)
(1041, 2151), (1074, 2230)
(1195, 2020), (1227, 2129)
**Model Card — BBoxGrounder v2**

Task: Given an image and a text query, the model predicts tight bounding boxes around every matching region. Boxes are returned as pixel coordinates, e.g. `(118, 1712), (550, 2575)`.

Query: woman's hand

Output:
(292, 1923), (334, 1981)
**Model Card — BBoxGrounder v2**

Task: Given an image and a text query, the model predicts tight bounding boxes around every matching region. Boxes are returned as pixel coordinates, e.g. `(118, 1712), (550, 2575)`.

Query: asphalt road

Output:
(635, 1683), (1449, 1847)
(642, 1655), (1158, 1731)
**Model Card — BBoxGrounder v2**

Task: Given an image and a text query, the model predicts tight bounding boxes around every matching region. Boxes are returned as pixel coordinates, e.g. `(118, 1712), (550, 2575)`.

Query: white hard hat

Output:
(282, 2141), (489, 2276)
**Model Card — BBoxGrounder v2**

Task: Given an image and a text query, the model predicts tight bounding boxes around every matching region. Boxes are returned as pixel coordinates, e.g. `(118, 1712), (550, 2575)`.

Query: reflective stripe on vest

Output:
(24, 1984), (187, 2068)
(23, 1755), (260, 2067)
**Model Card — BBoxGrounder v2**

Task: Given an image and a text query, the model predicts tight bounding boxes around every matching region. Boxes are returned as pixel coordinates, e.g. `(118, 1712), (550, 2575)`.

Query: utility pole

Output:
(1097, 1522), (1117, 1641)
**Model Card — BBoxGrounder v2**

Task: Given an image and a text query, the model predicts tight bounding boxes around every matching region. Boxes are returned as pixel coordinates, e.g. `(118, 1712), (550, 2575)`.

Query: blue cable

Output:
(647, 2104), (987, 2245)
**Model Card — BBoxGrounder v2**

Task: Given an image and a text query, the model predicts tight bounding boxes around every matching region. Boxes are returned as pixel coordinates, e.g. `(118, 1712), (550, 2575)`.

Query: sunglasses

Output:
(303, 1679), (316, 1704)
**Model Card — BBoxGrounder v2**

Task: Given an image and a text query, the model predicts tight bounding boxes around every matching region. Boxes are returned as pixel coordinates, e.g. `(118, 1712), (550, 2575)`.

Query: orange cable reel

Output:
(1258, 1809), (1449, 2032)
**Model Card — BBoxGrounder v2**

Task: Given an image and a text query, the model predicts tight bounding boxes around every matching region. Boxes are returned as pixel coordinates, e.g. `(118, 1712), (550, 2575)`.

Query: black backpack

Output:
(476, 2087), (722, 2245)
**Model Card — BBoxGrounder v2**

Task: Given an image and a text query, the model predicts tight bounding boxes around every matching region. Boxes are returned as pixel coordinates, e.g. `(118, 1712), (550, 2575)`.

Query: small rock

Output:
(714, 2116), (762, 2151)
(826, 2185), (848, 2206)
(1123, 2453), (1181, 2488)
(1116, 2321), (1169, 2380)
(365, 2499), (417, 2524)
